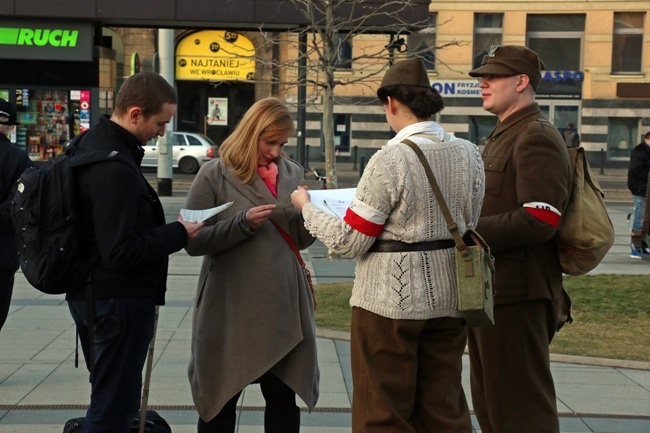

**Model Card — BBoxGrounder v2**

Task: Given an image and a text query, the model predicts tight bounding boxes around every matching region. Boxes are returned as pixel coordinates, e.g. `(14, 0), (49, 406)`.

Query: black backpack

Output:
(11, 136), (134, 294)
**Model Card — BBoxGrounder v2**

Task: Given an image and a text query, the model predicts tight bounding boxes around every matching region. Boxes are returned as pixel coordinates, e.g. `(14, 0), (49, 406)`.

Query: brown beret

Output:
(380, 58), (431, 88)
(469, 45), (546, 91)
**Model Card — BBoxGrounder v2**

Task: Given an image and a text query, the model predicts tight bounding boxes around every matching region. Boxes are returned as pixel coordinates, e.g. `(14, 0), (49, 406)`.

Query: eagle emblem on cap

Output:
(487, 45), (498, 57)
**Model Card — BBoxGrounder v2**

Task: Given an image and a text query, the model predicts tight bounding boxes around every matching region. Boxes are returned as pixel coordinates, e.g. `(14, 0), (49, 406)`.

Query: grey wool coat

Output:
(184, 158), (319, 422)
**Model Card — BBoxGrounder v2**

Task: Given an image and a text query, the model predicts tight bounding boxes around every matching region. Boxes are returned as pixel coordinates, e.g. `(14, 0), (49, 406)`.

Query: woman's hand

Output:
(291, 186), (311, 211)
(245, 204), (277, 230)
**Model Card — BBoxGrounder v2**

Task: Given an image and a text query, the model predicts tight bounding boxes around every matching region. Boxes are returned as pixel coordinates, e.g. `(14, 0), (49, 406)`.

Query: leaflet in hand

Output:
(180, 202), (233, 223)
(308, 188), (356, 219)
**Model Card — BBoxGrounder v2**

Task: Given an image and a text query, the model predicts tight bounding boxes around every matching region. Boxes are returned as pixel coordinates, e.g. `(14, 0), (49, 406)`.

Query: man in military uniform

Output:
(467, 46), (572, 433)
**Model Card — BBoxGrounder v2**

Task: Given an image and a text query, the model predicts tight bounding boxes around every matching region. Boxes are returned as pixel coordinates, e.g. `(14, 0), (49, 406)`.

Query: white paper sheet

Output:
(308, 188), (356, 219)
(180, 202), (233, 223)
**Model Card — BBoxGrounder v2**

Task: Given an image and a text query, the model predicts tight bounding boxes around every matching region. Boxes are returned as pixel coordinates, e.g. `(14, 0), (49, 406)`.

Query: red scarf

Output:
(257, 161), (278, 197)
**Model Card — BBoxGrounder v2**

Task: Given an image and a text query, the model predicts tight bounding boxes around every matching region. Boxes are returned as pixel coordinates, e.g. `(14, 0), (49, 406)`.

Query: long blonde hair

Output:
(219, 97), (296, 184)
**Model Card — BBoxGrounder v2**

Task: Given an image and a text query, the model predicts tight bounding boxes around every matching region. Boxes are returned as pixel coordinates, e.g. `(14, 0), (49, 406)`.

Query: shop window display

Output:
(19, 89), (71, 160)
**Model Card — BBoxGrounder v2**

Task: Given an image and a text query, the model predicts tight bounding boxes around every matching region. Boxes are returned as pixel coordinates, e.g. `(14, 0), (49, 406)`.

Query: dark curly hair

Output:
(377, 84), (444, 119)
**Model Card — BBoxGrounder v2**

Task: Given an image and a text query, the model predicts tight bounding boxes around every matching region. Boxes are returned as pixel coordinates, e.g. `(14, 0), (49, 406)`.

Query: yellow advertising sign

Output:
(176, 30), (255, 81)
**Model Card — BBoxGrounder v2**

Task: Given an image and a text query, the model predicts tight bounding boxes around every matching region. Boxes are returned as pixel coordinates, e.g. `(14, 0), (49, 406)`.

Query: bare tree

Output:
(237, 1), (463, 188)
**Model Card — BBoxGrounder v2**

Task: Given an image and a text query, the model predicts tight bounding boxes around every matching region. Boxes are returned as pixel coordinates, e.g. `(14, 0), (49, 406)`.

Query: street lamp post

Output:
(385, 35), (407, 65)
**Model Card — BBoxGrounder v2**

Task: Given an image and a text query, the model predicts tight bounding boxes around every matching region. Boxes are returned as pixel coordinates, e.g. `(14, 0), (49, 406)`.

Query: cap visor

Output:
(469, 63), (517, 77)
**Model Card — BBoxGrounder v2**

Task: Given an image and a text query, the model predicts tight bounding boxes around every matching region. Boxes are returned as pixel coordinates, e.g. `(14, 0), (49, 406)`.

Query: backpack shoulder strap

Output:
(63, 132), (139, 173)
(401, 138), (475, 277)
(69, 149), (136, 170)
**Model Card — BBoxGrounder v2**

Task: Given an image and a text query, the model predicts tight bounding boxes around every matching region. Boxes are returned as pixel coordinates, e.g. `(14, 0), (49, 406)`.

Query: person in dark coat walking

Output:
(627, 131), (650, 258)
(0, 99), (32, 332)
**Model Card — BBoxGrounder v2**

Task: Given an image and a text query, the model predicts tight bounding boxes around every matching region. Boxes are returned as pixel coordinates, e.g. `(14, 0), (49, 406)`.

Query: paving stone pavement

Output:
(1, 166), (648, 433)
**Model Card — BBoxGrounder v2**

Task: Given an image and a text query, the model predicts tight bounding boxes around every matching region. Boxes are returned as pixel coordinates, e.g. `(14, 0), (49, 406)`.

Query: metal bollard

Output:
(600, 149), (605, 175)
(360, 156), (366, 178)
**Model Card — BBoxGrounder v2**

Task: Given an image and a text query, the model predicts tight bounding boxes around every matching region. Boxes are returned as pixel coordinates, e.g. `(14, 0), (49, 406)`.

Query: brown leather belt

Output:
(368, 239), (455, 253)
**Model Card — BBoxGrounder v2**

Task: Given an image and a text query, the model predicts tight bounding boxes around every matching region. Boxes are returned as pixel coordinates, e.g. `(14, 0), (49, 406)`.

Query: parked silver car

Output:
(142, 132), (218, 174)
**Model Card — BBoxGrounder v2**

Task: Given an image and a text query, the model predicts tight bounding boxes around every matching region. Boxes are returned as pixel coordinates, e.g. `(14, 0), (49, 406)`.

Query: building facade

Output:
(0, 0), (427, 162)
(430, 1), (650, 167)
(3, 1), (647, 168)
(282, 1), (650, 167)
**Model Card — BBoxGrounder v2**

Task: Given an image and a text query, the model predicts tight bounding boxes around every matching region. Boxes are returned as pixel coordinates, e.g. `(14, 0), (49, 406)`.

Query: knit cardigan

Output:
(302, 121), (485, 320)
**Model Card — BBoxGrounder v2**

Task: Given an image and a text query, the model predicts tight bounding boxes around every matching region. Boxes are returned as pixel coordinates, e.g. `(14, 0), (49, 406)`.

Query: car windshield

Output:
(200, 134), (217, 146)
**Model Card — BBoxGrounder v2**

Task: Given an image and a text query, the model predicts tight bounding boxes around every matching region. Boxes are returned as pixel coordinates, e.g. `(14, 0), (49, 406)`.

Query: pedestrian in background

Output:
(0, 99), (32, 332)
(185, 97), (318, 433)
(627, 130), (650, 258)
(562, 122), (580, 148)
(292, 58), (484, 433)
(468, 45), (572, 433)
(66, 72), (203, 432)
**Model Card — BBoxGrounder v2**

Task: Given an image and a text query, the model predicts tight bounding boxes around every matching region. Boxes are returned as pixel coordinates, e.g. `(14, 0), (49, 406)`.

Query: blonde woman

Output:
(185, 97), (318, 433)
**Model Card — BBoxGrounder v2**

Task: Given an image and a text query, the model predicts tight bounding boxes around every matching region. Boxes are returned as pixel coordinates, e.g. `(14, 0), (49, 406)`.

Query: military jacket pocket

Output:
(483, 155), (509, 197)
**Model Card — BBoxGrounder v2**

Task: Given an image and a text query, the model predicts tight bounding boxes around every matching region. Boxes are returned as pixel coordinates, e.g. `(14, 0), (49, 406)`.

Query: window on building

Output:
(408, 13), (437, 70)
(612, 12), (645, 74)
(333, 33), (352, 70)
(608, 117), (639, 159)
(334, 114), (351, 153)
(527, 14), (585, 71)
(527, 14), (585, 97)
(473, 14), (503, 69)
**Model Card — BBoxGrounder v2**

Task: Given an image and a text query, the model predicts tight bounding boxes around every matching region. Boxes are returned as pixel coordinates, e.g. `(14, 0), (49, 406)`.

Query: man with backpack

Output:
(468, 45), (572, 433)
(627, 131), (650, 258)
(65, 72), (202, 432)
(0, 99), (32, 332)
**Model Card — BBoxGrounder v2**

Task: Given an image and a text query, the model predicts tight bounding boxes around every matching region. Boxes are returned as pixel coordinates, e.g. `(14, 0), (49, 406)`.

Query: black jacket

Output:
(627, 142), (650, 197)
(0, 134), (32, 273)
(66, 116), (187, 304)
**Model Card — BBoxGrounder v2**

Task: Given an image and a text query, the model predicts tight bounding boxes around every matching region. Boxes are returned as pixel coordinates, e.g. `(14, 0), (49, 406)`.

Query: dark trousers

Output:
(350, 307), (472, 433)
(198, 371), (300, 433)
(0, 271), (14, 331)
(69, 297), (155, 433)
(468, 299), (559, 433)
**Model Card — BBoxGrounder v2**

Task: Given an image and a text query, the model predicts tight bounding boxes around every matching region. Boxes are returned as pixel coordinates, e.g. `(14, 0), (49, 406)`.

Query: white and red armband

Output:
(522, 202), (561, 228)
(343, 200), (387, 237)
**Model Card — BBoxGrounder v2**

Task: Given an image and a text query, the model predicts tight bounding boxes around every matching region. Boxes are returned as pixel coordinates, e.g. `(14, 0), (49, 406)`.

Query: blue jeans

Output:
(69, 296), (155, 433)
(631, 194), (646, 233)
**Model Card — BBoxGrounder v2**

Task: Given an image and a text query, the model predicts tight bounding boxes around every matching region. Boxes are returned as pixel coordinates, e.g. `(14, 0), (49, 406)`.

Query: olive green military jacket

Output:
(477, 103), (571, 304)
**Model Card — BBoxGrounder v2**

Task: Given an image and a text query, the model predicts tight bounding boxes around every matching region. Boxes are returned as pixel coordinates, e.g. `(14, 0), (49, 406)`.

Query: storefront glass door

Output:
(538, 101), (580, 134)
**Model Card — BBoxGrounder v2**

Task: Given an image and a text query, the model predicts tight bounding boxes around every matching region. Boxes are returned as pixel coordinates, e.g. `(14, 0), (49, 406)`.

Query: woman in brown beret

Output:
(292, 58), (484, 432)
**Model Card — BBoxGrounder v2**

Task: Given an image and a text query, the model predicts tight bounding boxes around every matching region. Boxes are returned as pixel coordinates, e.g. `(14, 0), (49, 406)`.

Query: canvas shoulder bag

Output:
(402, 138), (495, 327)
(556, 146), (615, 275)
